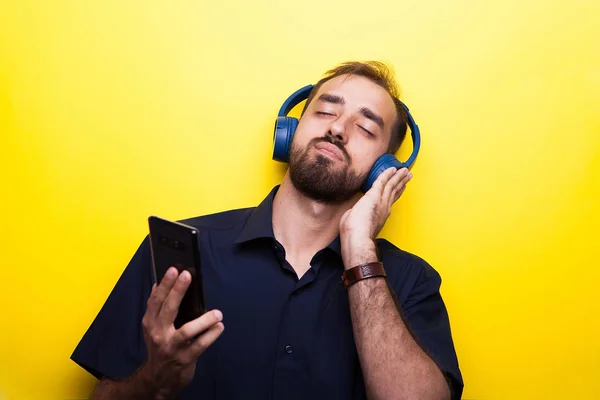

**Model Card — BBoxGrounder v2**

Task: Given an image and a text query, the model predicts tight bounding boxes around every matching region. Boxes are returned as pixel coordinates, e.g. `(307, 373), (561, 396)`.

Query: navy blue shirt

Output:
(71, 186), (463, 399)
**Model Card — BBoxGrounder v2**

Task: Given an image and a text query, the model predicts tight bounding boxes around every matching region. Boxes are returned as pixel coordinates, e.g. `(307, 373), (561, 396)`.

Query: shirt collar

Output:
(326, 235), (342, 258)
(234, 186), (279, 244)
(234, 185), (343, 258)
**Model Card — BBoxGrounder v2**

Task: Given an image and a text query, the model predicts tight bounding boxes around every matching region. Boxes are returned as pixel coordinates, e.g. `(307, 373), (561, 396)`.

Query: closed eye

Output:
(316, 111), (334, 116)
(359, 125), (374, 137)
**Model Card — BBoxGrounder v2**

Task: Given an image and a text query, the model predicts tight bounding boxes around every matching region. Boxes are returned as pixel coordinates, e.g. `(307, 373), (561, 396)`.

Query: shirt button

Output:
(285, 344), (293, 354)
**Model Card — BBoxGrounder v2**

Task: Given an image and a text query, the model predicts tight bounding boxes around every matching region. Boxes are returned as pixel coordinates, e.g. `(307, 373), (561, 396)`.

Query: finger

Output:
(157, 269), (192, 326)
(371, 167), (398, 192)
(383, 168), (408, 201)
(392, 175), (411, 201)
(396, 170), (412, 190)
(399, 170), (413, 189)
(175, 309), (224, 345)
(186, 322), (225, 362)
(147, 267), (179, 319)
(390, 171), (413, 202)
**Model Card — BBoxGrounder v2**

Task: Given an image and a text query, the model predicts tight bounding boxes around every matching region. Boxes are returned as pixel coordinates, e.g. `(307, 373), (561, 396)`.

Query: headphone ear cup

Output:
(273, 116), (298, 162)
(361, 154), (404, 193)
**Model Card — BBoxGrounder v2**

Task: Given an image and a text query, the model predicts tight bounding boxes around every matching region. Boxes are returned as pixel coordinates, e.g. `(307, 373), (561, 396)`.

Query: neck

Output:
(272, 172), (359, 267)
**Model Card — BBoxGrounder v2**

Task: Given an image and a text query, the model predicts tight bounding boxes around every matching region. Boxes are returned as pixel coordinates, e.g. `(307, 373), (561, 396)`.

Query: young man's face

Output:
(288, 74), (398, 203)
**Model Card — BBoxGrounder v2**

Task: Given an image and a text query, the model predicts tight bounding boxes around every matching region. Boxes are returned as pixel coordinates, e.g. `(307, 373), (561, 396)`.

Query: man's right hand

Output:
(139, 266), (224, 398)
(91, 267), (223, 400)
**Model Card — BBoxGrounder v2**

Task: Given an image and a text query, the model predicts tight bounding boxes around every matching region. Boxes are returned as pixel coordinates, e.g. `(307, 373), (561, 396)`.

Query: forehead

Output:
(313, 74), (397, 128)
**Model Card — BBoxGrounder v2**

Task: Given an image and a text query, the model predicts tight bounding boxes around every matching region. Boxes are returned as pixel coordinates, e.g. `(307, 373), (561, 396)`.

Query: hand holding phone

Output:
(139, 267), (224, 396)
(136, 216), (224, 396)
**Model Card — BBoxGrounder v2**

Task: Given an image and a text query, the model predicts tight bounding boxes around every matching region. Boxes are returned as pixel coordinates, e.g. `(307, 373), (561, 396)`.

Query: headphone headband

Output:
(279, 84), (421, 170)
(278, 85), (314, 116)
(399, 103), (421, 169)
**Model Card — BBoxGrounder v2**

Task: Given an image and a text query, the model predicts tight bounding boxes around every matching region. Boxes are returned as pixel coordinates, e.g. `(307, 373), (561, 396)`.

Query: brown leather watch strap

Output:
(342, 261), (386, 287)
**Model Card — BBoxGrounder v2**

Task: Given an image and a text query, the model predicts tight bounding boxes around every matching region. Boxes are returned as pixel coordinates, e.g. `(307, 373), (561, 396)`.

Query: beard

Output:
(288, 135), (366, 204)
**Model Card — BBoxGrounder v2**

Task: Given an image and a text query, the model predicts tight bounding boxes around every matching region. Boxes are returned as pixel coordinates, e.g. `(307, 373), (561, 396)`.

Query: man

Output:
(71, 61), (463, 399)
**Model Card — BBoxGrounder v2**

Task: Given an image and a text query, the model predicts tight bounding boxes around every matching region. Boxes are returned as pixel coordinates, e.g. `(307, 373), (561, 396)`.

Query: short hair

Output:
(302, 61), (408, 153)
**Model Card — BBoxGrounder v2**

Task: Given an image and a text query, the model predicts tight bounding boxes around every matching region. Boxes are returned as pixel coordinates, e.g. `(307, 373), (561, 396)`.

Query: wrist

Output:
(342, 261), (386, 288)
(134, 363), (175, 400)
(342, 239), (378, 270)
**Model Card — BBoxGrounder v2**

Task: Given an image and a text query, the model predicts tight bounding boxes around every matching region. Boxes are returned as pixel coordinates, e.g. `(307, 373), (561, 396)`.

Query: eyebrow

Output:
(317, 93), (345, 105)
(359, 107), (385, 130)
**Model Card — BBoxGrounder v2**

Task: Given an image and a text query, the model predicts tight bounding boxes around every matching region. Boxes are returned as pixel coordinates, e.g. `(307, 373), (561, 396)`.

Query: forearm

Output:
(347, 258), (450, 399)
(90, 364), (172, 400)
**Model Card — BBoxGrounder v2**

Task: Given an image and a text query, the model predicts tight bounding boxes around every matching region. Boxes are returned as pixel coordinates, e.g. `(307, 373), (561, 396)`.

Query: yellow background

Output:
(1, 0), (599, 399)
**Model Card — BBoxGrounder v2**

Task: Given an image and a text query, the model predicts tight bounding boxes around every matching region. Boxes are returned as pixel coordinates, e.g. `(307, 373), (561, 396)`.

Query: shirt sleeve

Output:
(70, 236), (154, 381)
(389, 256), (464, 400)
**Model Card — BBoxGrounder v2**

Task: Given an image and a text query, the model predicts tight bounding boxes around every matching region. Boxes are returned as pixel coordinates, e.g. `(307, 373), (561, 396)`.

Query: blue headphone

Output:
(273, 84), (421, 192)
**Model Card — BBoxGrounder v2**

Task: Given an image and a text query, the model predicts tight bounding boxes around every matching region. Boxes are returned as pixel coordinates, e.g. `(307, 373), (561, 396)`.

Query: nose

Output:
(327, 118), (348, 144)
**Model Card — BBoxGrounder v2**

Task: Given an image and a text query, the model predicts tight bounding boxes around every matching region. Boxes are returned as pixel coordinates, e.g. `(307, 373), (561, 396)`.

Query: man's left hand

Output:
(339, 167), (412, 269)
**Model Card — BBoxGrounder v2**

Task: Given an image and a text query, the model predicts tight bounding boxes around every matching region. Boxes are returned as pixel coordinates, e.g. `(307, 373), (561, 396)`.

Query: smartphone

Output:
(148, 216), (205, 328)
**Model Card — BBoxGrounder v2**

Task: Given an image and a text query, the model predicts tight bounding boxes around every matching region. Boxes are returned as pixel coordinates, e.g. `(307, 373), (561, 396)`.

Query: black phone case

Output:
(148, 216), (205, 328)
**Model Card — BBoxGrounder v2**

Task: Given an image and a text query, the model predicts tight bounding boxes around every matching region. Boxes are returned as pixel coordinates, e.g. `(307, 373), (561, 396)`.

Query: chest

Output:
(190, 245), (365, 399)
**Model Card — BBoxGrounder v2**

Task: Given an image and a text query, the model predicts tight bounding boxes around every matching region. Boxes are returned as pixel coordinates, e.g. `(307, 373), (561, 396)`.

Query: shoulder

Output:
(376, 238), (442, 301)
(376, 238), (440, 281)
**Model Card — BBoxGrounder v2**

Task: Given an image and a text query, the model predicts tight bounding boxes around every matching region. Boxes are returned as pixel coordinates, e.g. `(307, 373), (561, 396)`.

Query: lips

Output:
(314, 141), (345, 161)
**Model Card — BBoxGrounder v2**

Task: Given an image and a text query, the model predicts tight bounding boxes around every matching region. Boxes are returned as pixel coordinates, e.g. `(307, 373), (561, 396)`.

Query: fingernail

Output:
(179, 270), (189, 281)
(214, 310), (223, 320)
(167, 267), (176, 278)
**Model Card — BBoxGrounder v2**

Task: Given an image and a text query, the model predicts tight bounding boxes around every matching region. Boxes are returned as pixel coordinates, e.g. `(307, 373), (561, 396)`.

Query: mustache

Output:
(309, 135), (351, 163)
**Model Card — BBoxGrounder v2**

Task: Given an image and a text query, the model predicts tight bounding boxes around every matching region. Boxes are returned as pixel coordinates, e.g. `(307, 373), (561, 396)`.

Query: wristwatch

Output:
(342, 261), (386, 287)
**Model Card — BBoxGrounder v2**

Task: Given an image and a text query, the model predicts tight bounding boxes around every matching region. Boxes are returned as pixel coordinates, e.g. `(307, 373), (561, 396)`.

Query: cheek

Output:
(347, 142), (377, 163)
(291, 130), (311, 150)
(346, 143), (382, 174)
(296, 117), (326, 138)
(346, 151), (369, 176)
